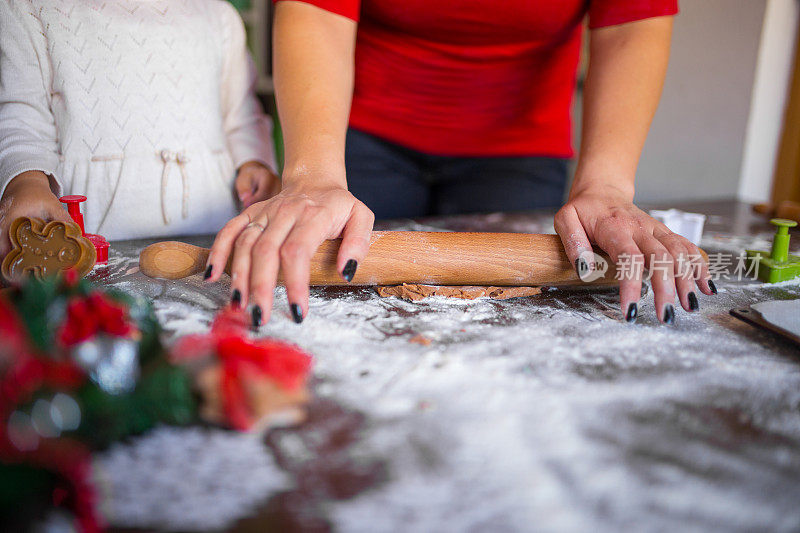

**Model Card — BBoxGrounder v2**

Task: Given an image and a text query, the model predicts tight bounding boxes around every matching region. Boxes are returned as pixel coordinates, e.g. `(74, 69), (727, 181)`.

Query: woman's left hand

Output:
(235, 161), (281, 208)
(554, 185), (716, 324)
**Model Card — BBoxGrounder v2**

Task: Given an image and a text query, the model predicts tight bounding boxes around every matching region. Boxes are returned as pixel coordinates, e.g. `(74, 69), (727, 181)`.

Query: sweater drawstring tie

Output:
(159, 149), (190, 225)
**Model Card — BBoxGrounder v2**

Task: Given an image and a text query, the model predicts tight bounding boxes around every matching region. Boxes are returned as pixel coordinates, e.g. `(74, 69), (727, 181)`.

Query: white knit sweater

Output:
(0, 0), (275, 241)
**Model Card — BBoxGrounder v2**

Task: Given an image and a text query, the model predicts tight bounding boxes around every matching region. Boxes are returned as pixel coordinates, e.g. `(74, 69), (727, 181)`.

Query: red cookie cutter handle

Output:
(59, 195), (87, 234)
(59, 195), (110, 264)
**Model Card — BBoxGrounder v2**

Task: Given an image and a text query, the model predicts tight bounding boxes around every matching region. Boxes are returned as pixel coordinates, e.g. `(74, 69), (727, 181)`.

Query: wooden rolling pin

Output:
(139, 231), (615, 286)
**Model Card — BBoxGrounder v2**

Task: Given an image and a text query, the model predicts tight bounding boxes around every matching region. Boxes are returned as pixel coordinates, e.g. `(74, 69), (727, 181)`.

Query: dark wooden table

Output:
(95, 200), (800, 533)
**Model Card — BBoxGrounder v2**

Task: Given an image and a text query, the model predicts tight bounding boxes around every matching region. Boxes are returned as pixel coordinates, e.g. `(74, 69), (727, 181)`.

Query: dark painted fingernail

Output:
(663, 304), (675, 325)
(688, 292), (699, 311)
(575, 257), (588, 279)
(231, 289), (242, 308)
(708, 280), (717, 294)
(251, 305), (262, 328)
(203, 264), (213, 280)
(625, 302), (638, 323)
(290, 303), (303, 324)
(342, 259), (358, 282)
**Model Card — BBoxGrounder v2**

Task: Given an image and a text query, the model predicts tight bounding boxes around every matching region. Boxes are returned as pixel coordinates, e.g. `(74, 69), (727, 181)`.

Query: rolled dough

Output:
(375, 284), (542, 302)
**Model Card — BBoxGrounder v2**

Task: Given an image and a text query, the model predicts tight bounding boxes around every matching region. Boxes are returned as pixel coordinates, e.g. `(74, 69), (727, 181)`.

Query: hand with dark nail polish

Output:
(708, 280), (717, 294)
(342, 259), (358, 282)
(231, 289), (242, 309)
(290, 303), (303, 324)
(663, 304), (675, 325)
(252, 305), (262, 328)
(688, 292), (699, 311)
(625, 302), (638, 323)
(203, 264), (213, 280)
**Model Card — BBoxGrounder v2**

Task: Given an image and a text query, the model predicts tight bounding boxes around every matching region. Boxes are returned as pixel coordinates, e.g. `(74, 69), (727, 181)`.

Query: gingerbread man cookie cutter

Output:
(1, 217), (97, 283)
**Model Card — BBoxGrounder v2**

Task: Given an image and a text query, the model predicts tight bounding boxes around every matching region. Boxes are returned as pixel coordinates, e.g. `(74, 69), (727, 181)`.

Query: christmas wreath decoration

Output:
(0, 275), (312, 532)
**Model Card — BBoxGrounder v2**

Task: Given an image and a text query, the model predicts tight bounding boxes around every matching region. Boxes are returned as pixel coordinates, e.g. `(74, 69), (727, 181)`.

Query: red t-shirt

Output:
(275, 0), (678, 157)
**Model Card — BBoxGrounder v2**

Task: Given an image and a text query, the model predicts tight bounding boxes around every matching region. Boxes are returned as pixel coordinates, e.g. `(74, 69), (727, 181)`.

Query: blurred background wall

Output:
(633, 0), (799, 204)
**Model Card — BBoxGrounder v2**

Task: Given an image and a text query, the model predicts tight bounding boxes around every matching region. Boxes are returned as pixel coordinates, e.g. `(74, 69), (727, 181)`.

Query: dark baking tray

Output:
(730, 307), (800, 348)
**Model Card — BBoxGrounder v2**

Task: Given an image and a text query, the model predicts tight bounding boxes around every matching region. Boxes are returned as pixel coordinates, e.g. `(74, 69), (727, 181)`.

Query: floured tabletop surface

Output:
(84, 201), (800, 532)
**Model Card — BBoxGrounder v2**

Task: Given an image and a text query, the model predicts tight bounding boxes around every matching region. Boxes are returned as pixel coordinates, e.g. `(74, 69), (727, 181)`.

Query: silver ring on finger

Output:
(245, 221), (266, 232)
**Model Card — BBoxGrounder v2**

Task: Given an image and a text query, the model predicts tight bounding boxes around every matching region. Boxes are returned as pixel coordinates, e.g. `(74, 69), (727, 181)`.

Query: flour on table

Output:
(93, 426), (290, 531)
(89, 215), (800, 533)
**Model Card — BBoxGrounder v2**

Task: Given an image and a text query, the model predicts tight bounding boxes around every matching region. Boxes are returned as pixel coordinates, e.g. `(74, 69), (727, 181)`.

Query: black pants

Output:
(345, 128), (568, 220)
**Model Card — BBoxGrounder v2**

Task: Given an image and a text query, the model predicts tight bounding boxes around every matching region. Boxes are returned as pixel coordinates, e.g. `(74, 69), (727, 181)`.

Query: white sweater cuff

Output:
(228, 122), (277, 172)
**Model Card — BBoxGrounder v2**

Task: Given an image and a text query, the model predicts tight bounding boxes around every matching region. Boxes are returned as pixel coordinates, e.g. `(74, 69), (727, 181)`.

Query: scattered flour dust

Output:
(93, 426), (290, 531)
(260, 283), (800, 533)
(700, 231), (773, 254)
(89, 231), (800, 532)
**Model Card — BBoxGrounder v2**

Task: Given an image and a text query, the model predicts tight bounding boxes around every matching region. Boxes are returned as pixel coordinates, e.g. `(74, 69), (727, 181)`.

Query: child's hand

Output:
(0, 171), (72, 259)
(235, 162), (281, 209)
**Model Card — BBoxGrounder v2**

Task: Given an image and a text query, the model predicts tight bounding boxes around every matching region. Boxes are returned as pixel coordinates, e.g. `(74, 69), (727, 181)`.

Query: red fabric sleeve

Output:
(588, 0), (678, 29)
(273, 0), (360, 22)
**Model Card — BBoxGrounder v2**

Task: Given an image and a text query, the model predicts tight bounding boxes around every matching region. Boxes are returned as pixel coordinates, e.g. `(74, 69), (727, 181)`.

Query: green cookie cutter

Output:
(746, 218), (800, 283)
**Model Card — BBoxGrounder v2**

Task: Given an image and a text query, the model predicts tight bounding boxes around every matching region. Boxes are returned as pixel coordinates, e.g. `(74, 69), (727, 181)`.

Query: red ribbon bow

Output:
(57, 292), (136, 347)
(171, 309), (312, 430)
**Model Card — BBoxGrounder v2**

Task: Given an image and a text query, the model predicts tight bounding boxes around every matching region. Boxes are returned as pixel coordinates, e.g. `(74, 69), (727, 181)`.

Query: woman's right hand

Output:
(226, 1), (366, 324)
(0, 171), (72, 259)
(205, 181), (374, 325)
